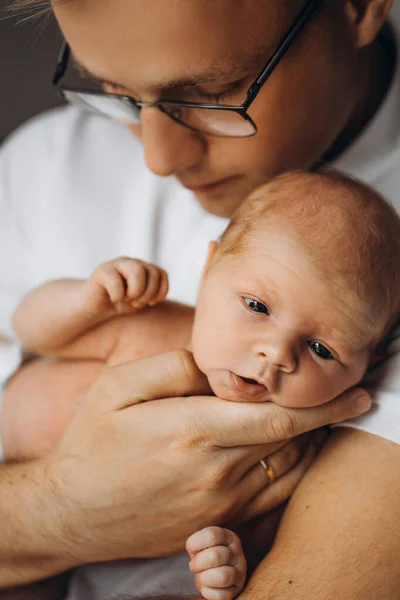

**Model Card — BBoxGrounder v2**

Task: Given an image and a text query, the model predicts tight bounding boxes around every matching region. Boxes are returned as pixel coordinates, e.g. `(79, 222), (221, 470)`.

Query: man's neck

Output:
(322, 22), (397, 163)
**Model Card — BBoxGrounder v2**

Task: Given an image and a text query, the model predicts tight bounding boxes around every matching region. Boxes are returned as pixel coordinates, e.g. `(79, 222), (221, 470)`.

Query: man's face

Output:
(54, 0), (361, 217)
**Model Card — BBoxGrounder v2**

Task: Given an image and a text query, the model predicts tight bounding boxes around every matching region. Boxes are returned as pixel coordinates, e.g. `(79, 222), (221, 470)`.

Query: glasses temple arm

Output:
(53, 41), (70, 85)
(245, 0), (323, 104)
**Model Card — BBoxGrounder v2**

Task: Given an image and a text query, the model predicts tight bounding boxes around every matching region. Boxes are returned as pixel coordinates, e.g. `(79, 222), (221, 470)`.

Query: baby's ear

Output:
(201, 241), (219, 281)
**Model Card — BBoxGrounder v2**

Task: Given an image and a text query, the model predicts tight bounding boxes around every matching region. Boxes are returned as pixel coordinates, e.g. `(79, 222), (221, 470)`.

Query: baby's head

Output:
(192, 170), (400, 408)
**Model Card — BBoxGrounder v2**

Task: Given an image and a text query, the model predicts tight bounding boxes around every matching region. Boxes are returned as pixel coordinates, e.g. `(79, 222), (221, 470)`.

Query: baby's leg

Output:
(2, 357), (104, 461)
(187, 527), (247, 600)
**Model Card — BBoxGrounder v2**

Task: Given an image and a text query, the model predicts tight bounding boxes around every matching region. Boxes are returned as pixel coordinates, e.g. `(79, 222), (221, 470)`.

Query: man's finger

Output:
(235, 437), (320, 523)
(232, 438), (306, 507)
(87, 349), (211, 411)
(230, 432), (315, 477)
(194, 389), (371, 448)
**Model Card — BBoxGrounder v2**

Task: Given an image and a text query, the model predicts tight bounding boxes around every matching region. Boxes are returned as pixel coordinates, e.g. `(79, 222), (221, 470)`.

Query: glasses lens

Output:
(160, 104), (256, 137)
(61, 90), (141, 124)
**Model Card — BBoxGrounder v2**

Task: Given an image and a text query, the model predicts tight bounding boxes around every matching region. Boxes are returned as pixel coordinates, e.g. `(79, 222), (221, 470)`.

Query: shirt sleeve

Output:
(333, 326), (400, 444)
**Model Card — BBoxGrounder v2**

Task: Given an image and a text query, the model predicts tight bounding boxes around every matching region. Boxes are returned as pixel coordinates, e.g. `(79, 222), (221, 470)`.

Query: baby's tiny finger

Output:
(120, 262), (147, 300)
(136, 266), (163, 306)
(197, 566), (238, 589)
(102, 268), (126, 303)
(189, 545), (231, 573)
(149, 270), (169, 305)
(186, 527), (233, 555)
(199, 586), (238, 600)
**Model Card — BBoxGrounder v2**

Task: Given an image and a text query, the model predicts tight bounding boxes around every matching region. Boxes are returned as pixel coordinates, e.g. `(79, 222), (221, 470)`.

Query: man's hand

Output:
(40, 349), (370, 570)
(84, 256), (169, 314)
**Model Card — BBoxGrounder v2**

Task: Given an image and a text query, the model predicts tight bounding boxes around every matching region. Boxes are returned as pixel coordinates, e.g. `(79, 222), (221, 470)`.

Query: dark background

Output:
(0, 0), (64, 142)
(1, 1), (400, 143)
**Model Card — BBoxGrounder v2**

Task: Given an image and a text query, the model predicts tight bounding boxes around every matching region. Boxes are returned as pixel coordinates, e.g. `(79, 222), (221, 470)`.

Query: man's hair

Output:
(9, 0), (52, 9)
(219, 170), (400, 349)
(7, 0), (68, 18)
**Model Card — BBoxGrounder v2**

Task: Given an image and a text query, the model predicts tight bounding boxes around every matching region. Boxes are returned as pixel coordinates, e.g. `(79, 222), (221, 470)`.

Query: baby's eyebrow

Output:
(325, 325), (370, 355)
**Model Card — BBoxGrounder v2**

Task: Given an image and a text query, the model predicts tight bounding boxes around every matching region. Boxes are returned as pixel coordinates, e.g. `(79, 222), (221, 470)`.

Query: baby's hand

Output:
(84, 257), (169, 314)
(186, 526), (246, 600)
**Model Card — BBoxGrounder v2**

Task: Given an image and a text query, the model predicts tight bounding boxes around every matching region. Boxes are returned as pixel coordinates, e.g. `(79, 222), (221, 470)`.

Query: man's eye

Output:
(244, 298), (270, 315)
(308, 340), (333, 360)
(189, 80), (245, 103)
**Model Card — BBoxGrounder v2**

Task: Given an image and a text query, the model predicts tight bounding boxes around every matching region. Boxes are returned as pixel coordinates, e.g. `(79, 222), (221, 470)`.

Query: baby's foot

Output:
(186, 526), (246, 600)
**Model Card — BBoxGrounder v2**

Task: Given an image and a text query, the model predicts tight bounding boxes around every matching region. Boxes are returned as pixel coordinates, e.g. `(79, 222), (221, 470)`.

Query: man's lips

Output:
(228, 372), (269, 399)
(181, 175), (239, 193)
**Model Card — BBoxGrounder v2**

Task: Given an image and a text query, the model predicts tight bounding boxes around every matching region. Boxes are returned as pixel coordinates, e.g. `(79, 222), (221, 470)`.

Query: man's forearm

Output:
(0, 458), (76, 588)
(240, 429), (400, 599)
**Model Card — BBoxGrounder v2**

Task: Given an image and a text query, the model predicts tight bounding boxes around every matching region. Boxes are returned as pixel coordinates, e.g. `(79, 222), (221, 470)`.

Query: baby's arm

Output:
(187, 527), (247, 600)
(4, 298), (194, 462)
(12, 257), (169, 359)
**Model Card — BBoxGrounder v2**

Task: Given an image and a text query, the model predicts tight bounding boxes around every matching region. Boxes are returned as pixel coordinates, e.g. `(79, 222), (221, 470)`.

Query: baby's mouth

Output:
(241, 377), (259, 385)
(228, 372), (269, 399)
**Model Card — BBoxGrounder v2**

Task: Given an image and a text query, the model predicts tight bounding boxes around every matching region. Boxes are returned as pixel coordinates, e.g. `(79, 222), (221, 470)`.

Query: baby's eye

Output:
(244, 298), (270, 315)
(308, 340), (333, 360)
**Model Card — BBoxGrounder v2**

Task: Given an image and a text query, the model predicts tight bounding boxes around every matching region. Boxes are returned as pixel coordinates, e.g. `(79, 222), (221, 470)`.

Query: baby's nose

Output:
(256, 336), (297, 374)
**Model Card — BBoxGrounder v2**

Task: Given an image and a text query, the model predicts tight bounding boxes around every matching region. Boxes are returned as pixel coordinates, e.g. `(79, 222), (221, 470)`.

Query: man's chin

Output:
(194, 190), (245, 219)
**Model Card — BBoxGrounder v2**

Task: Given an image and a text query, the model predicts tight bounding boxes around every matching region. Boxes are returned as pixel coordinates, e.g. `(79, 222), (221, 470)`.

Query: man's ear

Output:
(345, 0), (393, 47)
(201, 241), (219, 282)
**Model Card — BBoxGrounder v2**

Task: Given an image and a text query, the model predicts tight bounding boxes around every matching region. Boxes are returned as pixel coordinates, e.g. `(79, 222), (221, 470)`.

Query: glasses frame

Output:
(52, 0), (323, 137)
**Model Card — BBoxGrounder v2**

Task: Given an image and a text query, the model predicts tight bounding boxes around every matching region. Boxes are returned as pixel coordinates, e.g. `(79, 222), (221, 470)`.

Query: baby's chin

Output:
(207, 377), (239, 402)
(210, 384), (238, 402)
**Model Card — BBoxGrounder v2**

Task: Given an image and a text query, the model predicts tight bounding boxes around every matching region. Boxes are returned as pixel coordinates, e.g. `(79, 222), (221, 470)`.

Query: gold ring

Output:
(259, 459), (276, 484)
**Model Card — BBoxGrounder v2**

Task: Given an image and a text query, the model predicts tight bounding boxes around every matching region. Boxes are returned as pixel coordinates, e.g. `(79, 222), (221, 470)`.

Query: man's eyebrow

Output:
(72, 57), (116, 87)
(72, 47), (270, 92)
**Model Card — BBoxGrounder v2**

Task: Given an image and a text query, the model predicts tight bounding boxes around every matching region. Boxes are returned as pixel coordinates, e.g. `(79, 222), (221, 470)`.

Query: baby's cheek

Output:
(191, 336), (208, 375)
(277, 373), (340, 408)
(191, 327), (222, 377)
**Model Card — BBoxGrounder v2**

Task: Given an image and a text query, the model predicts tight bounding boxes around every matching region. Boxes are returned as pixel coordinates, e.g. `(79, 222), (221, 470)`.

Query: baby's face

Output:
(192, 230), (371, 408)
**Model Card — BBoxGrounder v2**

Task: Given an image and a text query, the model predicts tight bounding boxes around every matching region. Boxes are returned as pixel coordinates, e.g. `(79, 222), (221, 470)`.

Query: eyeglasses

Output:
(53, 0), (322, 138)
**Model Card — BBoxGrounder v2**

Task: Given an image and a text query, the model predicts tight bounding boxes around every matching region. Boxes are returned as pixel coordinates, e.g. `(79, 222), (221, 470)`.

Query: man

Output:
(0, 0), (399, 597)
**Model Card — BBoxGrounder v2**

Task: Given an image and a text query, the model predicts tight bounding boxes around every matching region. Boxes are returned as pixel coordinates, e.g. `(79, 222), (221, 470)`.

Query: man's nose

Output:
(255, 332), (297, 374)
(133, 107), (206, 177)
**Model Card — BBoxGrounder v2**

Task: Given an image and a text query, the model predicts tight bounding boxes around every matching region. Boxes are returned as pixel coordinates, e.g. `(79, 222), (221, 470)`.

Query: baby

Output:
(7, 170), (400, 600)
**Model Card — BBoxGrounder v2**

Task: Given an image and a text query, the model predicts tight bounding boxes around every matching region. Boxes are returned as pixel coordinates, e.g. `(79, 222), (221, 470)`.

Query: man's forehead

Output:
(55, 0), (292, 92)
